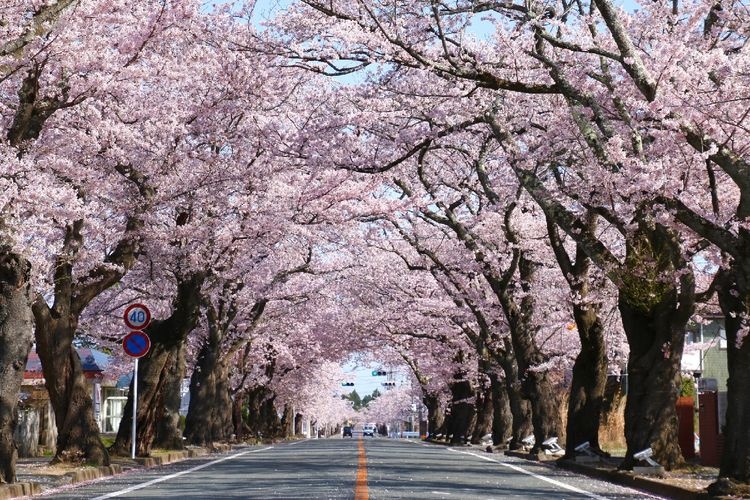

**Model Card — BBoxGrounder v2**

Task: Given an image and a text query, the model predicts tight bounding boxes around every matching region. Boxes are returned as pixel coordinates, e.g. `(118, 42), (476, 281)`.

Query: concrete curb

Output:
(504, 449), (559, 462)
(66, 464), (123, 484)
(133, 448), (208, 467)
(487, 445), (710, 499)
(8, 446), (216, 498)
(0, 482), (41, 499)
(556, 459), (710, 500)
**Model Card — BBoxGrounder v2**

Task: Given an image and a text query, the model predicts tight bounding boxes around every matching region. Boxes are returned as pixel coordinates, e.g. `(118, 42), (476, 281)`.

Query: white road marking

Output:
(448, 448), (612, 500)
(285, 439), (308, 446)
(91, 446), (274, 499)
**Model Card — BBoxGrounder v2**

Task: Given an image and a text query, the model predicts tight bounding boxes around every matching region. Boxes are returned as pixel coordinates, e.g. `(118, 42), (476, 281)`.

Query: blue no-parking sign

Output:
(122, 330), (151, 358)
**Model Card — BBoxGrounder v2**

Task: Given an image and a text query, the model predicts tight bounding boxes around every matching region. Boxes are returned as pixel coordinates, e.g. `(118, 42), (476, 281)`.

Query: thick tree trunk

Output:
(111, 337), (182, 456)
(260, 396), (283, 438)
(489, 372), (512, 447)
(251, 395), (280, 438)
(33, 312), (108, 465)
(184, 339), (233, 445)
(0, 249), (33, 484)
(500, 366), (532, 450)
(501, 256), (562, 452)
(508, 390), (532, 449)
(184, 288), (259, 446)
(523, 371), (563, 453)
(546, 216), (609, 458)
(280, 405), (294, 439)
(111, 273), (204, 456)
(616, 221), (694, 470)
(496, 342), (533, 450)
(618, 295), (691, 470)
(153, 343), (186, 450)
(565, 304), (608, 457)
(423, 393), (444, 439)
(712, 265), (750, 491)
(471, 383), (494, 444)
(447, 375), (474, 445)
(294, 413), (304, 435)
(232, 390), (248, 442)
(246, 386), (279, 439)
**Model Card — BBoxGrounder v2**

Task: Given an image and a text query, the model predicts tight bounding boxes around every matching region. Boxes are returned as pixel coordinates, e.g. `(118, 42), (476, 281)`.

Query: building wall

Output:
(698, 320), (729, 392)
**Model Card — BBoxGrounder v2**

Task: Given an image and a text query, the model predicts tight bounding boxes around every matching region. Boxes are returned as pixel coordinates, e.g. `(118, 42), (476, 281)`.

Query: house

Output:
(682, 317), (729, 465)
(683, 317), (728, 420)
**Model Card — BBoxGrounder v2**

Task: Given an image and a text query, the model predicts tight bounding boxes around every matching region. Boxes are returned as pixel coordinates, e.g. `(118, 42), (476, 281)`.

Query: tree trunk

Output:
(546, 215), (609, 457)
(110, 273), (204, 456)
(232, 390), (248, 442)
(447, 375), (474, 444)
(280, 405), (294, 439)
(496, 341), (533, 450)
(489, 372), (512, 447)
(33, 311), (108, 465)
(30, 212), (142, 465)
(618, 223), (694, 470)
(423, 393), (444, 439)
(471, 383), (493, 444)
(260, 396), (283, 438)
(153, 343), (186, 450)
(0, 249), (33, 483)
(294, 413), (304, 436)
(500, 255), (562, 452)
(184, 338), (233, 446)
(713, 265), (750, 490)
(184, 287), (259, 446)
(246, 386), (275, 439)
(111, 336), (179, 456)
(618, 296), (691, 469)
(565, 303), (608, 457)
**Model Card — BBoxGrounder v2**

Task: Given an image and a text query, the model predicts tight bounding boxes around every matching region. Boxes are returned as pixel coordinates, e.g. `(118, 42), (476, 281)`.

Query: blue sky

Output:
(251, 0), (641, 32)
(342, 359), (413, 396)
(343, 361), (385, 396)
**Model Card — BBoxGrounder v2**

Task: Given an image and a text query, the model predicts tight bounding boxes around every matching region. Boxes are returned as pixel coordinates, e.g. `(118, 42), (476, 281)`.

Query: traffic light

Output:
(371, 370), (387, 376)
(382, 381), (396, 387)
(341, 382), (354, 386)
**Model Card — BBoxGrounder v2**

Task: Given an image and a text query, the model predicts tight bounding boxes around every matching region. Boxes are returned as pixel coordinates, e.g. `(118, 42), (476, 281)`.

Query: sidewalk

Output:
(503, 449), (716, 499)
(1, 444), (231, 499)
(423, 438), (718, 499)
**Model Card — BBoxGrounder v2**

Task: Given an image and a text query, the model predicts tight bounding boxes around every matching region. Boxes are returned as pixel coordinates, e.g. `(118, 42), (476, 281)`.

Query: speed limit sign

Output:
(123, 303), (151, 330)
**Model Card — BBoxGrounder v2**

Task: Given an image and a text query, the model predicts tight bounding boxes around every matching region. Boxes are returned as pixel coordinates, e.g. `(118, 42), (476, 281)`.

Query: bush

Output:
(680, 376), (697, 398)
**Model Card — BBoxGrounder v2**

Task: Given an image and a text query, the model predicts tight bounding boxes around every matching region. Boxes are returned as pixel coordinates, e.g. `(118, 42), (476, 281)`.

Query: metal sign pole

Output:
(131, 357), (138, 459)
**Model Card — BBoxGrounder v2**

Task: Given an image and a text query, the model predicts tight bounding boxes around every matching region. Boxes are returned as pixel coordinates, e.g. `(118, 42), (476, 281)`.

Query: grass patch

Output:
(100, 435), (116, 448)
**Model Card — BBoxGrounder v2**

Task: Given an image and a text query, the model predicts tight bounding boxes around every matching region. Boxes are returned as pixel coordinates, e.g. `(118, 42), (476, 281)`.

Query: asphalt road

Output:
(39, 438), (664, 499)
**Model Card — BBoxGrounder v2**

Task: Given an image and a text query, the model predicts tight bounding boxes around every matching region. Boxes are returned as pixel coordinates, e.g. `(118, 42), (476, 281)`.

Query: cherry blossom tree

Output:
(22, 0), (241, 464)
(0, 0), (155, 471)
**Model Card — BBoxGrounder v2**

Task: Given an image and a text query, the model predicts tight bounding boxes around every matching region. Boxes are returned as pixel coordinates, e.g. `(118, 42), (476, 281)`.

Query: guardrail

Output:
(390, 431), (420, 439)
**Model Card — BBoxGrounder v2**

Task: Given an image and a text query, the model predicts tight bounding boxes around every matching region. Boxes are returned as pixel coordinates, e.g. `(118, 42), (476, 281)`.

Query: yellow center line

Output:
(355, 436), (369, 500)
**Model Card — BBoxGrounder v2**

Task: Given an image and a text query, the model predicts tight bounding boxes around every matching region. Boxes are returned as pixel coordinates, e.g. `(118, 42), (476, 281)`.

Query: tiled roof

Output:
(25, 347), (110, 375)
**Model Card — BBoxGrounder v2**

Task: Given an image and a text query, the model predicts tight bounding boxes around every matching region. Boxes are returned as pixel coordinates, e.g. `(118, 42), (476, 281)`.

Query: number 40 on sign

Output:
(123, 303), (151, 330)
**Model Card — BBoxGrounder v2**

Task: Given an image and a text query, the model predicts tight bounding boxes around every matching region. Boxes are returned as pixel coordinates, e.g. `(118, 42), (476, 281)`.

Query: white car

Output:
(362, 423), (376, 437)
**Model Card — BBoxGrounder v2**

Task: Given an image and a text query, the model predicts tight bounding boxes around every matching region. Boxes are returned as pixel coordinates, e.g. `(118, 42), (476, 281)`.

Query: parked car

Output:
(343, 426), (353, 437)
